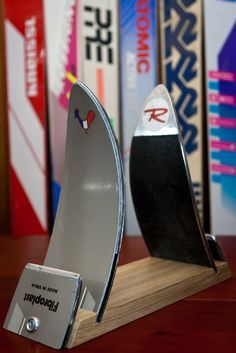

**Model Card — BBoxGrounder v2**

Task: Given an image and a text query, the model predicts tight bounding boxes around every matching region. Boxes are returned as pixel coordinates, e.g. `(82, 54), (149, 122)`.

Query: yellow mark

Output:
(66, 71), (77, 84)
(66, 92), (70, 99)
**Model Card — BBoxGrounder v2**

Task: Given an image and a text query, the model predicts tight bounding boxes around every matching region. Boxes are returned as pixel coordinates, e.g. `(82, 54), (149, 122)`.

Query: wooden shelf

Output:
(67, 256), (231, 348)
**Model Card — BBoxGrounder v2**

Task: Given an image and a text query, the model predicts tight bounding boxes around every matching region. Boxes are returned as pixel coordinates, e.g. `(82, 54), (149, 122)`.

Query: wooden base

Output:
(67, 257), (231, 348)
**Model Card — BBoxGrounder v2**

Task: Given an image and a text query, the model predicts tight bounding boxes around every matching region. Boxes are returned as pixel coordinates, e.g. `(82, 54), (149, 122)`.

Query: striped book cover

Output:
(204, 0), (236, 235)
(120, 0), (158, 235)
(43, 0), (79, 220)
(4, 0), (49, 235)
(160, 0), (204, 219)
(78, 0), (120, 140)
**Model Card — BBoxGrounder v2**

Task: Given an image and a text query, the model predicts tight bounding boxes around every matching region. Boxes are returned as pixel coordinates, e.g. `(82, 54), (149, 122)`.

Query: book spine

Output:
(44, 0), (79, 220)
(4, 0), (49, 235)
(79, 0), (120, 140)
(120, 0), (158, 235)
(0, 1), (10, 234)
(204, 0), (236, 235)
(160, 0), (204, 219)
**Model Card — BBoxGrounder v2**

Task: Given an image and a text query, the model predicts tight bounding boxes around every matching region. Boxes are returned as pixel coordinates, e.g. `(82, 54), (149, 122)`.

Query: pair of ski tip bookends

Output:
(4, 82), (231, 350)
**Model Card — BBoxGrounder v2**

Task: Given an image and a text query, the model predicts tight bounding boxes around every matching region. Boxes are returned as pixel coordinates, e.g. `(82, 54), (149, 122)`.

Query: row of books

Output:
(1, 0), (235, 236)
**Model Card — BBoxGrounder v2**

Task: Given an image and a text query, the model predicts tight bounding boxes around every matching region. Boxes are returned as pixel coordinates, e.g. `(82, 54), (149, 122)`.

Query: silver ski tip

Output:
(134, 84), (179, 137)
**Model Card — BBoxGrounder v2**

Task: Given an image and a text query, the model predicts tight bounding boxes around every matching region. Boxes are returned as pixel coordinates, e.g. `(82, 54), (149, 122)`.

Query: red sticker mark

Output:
(86, 110), (95, 126)
(144, 108), (168, 123)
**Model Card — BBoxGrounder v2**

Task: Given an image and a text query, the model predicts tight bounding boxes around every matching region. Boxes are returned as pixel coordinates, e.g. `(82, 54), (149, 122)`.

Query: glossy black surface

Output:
(130, 135), (212, 267)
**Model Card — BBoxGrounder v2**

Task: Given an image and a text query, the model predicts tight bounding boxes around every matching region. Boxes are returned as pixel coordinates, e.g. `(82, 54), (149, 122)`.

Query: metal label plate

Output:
(4, 264), (81, 349)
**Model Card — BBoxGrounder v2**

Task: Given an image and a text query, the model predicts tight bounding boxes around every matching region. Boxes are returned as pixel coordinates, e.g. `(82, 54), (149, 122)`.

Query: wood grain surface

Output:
(68, 258), (230, 348)
(0, 235), (236, 353)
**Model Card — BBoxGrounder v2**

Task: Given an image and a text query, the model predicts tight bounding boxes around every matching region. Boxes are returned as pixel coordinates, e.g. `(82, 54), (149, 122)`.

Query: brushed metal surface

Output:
(3, 264), (81, 349)
(44, 81), (125, 321)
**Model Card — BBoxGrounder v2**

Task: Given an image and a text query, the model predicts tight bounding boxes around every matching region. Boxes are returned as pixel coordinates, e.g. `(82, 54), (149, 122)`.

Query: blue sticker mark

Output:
(52, 181), (61, 222)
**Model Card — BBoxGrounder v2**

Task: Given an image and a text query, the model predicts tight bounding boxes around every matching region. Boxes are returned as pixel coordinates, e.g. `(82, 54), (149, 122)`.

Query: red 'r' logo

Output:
(144, 108), (168, 123)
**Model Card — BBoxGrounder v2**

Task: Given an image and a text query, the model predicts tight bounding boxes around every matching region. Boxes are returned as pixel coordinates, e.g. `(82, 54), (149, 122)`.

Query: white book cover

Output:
(120, 0), (158, 235)
(44, 0), (79, 219)
(204, 0), (236, 235)
(79, 0), (120, 139)
(4, 0), (49, 235)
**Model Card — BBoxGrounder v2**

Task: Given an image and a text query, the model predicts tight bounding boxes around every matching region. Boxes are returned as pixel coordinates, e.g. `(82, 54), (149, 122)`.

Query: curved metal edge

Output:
(76, 81), (125, 321)
(164, 85), (216, 270)
(206, 234), (226, 261)
(158, 85), (216, 271)
(178, 134), (217, 271)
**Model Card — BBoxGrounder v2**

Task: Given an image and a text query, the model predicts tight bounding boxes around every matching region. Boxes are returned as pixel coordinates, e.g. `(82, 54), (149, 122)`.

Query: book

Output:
(120, 0), (158, 235)
(159, 0), (204, 219)
(78, 0), (120, 139)
(204, 0), (236, 235)
(43, 0), (79, 220)
(4, 0), (49, 235)
(45, 0), (120, 221)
